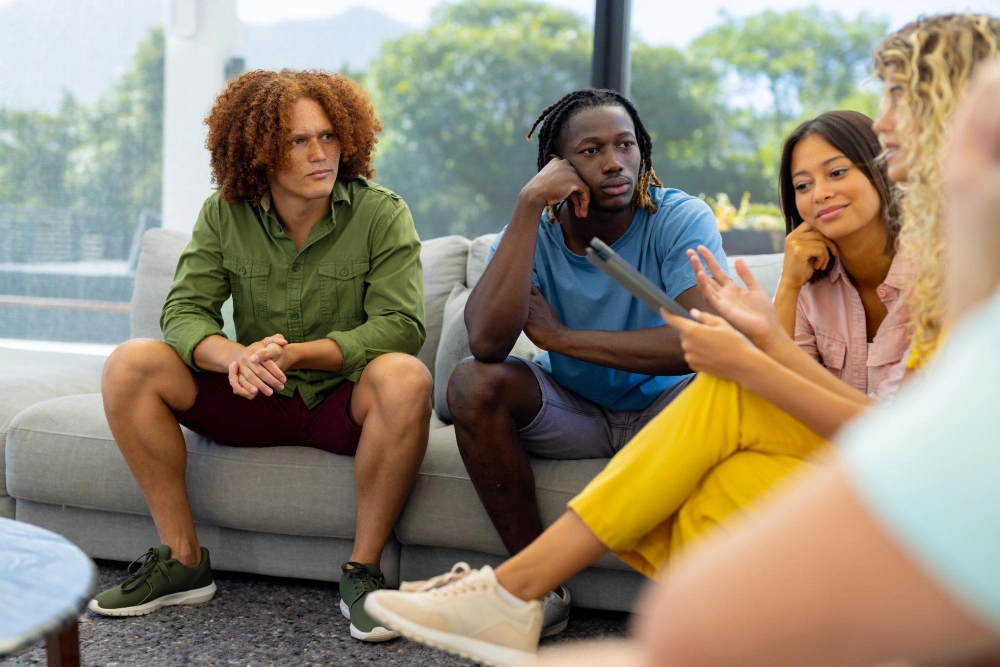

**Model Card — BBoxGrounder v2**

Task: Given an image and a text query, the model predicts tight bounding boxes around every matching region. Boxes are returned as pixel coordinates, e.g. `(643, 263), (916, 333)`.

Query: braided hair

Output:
(526, 88), (662, 222)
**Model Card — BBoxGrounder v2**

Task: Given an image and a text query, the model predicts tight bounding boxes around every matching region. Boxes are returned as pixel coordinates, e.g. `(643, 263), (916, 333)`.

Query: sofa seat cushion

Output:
(6, 394), (364, 539)
(395, 425), (632, 571)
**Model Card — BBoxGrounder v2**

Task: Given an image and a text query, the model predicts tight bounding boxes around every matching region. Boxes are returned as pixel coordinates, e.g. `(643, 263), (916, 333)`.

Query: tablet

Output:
(585, 237), (694, 320)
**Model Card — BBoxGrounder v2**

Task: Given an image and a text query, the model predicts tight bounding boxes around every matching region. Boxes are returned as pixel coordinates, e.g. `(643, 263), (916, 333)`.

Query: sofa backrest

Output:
(128, 228), (475, 377)
(129, 228), (784, 382)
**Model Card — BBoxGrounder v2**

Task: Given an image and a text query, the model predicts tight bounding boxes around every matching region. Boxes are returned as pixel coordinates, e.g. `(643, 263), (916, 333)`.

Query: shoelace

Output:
(344, 563), (382, 597)
(400, 562), (474, 592)
(121, 548), (170, 593)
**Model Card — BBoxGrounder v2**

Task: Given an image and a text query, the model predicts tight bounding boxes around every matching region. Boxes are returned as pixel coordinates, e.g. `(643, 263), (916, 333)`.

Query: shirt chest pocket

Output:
(318, 260), (369, 323)
(815, 332), (847, 373)
(223, 256), (271, 320)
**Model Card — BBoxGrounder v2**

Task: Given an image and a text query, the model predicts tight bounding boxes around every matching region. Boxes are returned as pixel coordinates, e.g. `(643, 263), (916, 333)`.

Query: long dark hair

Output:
(778, 110), (901, 282)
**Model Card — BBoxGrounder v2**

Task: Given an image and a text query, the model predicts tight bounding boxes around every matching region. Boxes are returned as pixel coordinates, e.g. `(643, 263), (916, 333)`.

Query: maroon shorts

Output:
(175, 371), (362, 455)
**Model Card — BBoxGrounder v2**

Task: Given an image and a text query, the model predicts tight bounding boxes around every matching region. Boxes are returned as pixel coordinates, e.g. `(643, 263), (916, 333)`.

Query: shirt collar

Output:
(826, 252), (913, 292)
(882, 251), (915, 292)
(332, 179), (351, 205)
(257, 179), (350, 212)
(827, 257), (848, 284)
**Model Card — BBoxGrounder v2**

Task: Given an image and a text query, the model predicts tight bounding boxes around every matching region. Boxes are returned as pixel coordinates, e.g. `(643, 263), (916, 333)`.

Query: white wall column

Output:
(162, 0), (244, 233)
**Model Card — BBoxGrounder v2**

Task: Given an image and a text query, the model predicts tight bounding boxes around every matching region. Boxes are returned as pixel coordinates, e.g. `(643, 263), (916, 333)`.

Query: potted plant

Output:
(703, 192), (785, 255)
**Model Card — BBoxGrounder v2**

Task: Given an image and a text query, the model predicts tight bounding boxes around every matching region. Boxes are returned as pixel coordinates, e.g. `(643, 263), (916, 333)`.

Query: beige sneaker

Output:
(364, 562), (543, 667)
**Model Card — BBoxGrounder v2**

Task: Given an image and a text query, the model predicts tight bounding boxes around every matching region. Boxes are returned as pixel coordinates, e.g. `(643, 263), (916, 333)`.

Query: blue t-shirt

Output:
(485, 187), (727, 411)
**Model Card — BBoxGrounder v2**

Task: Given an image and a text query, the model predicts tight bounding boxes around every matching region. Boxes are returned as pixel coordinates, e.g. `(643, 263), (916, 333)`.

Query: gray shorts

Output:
(515, 358), (695, 460)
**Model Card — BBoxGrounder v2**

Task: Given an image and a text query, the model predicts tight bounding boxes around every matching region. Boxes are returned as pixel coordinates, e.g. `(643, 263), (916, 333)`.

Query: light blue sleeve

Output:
(839, 291), (1000, 630)
(484, 226), (540, 289)
(657, 197), (728, 300)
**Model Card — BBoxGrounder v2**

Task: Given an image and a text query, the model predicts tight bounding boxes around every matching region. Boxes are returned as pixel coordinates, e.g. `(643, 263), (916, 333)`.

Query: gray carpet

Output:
(4, 561), (629, 666)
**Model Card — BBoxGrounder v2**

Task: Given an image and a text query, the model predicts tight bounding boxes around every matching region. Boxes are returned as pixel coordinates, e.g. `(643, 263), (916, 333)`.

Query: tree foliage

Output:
(369, 0), (591, 238)
(0, 26), (163, 255)
(691, 8), (887, 186)
(0, 4), (893, 246)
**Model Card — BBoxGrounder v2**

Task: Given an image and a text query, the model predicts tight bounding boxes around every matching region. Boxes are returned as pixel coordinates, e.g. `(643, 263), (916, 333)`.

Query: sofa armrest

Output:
(0, 348), (105, 436)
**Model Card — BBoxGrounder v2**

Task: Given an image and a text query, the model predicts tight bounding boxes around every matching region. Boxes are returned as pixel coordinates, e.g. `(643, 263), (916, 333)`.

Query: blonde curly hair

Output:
(873, 14), (1000, 367)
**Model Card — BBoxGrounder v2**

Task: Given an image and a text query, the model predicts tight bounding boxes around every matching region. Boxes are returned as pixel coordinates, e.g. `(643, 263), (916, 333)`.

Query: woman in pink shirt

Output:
(774, 110), (912, 401)
(364, 112), (913, 667)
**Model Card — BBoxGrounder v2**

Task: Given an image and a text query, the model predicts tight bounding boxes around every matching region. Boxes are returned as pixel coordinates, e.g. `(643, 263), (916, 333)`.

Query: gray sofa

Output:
(1, 228), (783, 612)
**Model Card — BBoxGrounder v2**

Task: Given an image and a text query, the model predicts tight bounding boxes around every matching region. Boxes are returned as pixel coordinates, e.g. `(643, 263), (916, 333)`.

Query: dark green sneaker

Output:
(88, 545), (216, 617)
(339, 562), (399, 642)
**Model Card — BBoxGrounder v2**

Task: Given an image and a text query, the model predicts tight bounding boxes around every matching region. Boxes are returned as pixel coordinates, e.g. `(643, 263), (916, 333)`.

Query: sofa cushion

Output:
(415, 235), (471, 379)
(0, 349), (104, 511)
(433, 285), (540, 422)
(466, 233), (497, 289)
(728, 253), (784, 299)
(131, 229), (468, 378)
(130, 228), (189, 340)
(6, 394), (363, 539)
(396, 426), (631, 571)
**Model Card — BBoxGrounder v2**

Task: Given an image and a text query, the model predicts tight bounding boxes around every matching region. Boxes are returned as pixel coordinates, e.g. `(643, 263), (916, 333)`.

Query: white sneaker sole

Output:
(340, 598), (399, 642)
(541, 618), (569, 638)
(87, 582), (217, 617)
(364, 595), (534, 667)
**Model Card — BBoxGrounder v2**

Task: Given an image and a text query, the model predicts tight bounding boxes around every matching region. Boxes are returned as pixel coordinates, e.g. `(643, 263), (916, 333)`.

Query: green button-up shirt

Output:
(161, 178), (425, 409)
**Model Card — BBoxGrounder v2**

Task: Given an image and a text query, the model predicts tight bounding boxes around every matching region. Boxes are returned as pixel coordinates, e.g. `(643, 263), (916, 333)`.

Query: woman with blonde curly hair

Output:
(872, 13), (1000, 368)
(92, 69), (431, 644)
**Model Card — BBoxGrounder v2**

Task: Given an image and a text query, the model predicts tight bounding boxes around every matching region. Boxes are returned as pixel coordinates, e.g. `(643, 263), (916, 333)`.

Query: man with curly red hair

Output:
(90, 70), (429, 642)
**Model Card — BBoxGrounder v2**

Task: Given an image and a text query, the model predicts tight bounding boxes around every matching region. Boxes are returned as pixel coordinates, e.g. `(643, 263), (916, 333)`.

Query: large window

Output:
(239, 0), (595, 240)
(0, 0), (165, 345)
(629, 0), (999, 250)
(6, 0), (996, 346)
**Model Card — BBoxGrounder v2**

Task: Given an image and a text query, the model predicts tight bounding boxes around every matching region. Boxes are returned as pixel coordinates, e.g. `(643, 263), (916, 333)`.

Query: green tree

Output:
(0, 93), (82, 207)
(630, 43), (772, 203)
(369, 0), (592, 239)
(0, 26), (163, 258)
(70, 26), (164, 255)
(691, 8), (887, 189)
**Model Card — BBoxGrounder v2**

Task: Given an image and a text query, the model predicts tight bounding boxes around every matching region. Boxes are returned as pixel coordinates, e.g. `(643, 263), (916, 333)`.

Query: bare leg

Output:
(446, 357), (544, 555)
(494, 510), (608, 601)
(101, 339), (200, 566)
(347, 353), (433, 565)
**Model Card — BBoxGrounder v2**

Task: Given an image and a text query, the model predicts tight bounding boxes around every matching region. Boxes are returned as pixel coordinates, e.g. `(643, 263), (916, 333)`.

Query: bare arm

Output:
(526, 285), (714, 375)
(774, 222), (840, 337)
(664, 310), (865, 439)
(734, 342), (867, 438)
(689, 247), (872, 409)
(466, 158), (591, 362)
(773, 282), (801, 338)
(637, 464), (999, 667)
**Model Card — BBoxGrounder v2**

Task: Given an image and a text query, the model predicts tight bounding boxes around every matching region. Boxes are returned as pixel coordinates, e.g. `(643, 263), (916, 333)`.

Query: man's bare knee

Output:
(365, 354), (433, 412)
(102, 339), (193, 411)
(447, 358), (539, 428)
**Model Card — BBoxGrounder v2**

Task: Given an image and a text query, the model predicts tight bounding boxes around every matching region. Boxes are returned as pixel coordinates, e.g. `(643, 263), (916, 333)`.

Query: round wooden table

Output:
(0, 517), (96, 666)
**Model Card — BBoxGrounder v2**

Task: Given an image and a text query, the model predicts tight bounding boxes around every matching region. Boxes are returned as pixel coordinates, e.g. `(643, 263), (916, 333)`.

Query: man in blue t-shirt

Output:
(446, 88), (727, 633)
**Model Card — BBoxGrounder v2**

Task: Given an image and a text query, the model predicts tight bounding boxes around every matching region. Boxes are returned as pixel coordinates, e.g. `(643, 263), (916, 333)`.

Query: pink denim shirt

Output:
(794, 254), (913, 402)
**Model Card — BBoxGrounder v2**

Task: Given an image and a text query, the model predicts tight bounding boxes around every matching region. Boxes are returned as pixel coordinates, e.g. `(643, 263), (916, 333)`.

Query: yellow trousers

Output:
(568, 373), (829, 580)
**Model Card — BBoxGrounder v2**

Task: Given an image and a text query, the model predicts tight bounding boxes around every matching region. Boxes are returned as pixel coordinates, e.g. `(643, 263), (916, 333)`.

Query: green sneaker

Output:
(88, 545), (216, 617)
(339, 562), (399, 642)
